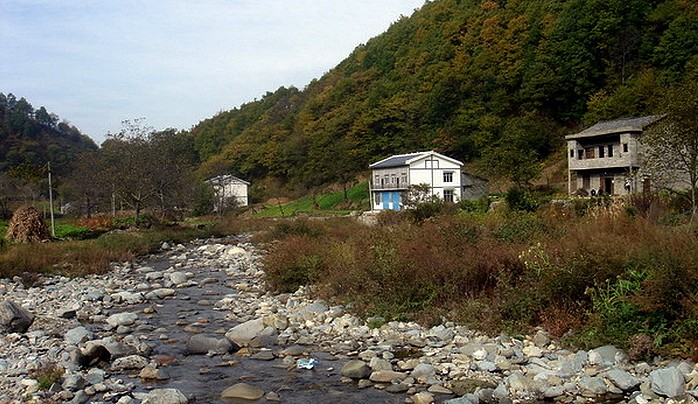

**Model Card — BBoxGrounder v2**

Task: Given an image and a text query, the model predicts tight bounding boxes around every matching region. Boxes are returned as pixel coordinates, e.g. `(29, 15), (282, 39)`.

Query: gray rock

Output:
(579, 376), (608, 396)
(532, 330), (550, 347)
(650, 367), (685, 398)
(221, 383), (265, 400)
(62, 373), (87, 391)
(111, 355), (148, 370)
(412, 391), (435, 404)
(139, 365), (170, 380)
(168, 272), (188, 286)
(141, 388), (188, 404)
(85, 368), (105, 385)
(225, 318), (265, 347)
(111, 291), (144, 304)
(411, 363), (437, 381)
(296, 302), (328, 321)
(186, 334), (233, 355)
(341, 360), (372, 379)
(370, 370), (407, 383)
(588, 345), (621, 366)
(106, 312), (138, 328)
(65, 326), (93, 345)
(606, 368), (640, 391)
(0, 300), (34, 333)
(369, 357), (392, 371)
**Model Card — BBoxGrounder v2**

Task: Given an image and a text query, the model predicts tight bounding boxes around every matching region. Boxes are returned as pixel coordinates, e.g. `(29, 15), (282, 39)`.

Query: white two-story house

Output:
(205, 174), (250, 211)
(369, 151), (466, 211)
(566, 115), (662, 196)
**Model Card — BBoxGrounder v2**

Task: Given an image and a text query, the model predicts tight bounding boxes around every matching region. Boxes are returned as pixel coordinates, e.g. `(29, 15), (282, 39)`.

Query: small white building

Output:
(206, 175), (249, 211)
(369, 151), (471, 211)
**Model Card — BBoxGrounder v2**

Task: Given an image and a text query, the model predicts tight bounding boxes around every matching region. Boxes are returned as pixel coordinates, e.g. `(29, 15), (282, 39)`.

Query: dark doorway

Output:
(603, 177), (614, 195)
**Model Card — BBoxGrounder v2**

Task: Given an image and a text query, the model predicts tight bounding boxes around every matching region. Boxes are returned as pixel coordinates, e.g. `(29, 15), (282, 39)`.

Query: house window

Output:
(443, 172), (453, 182)
(585, 147), (595, 159)
(582, 174), (590, 189)
(598, 146), (605, 158)
(375, 192), (382, 204)
(374, 175), (380, 186)
(425, 159), (440, 169)
(623, 143), (628, 153)
(577, 150), (583, 160)
(607, 145), (613, 157)
(443, 189), (454, 203)
(570, 150), (574, 158)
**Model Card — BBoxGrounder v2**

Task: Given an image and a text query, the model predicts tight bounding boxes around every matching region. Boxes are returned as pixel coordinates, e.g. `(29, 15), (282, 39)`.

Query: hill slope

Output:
(0, 93), (98, 176)
(191, 0), (698, 193)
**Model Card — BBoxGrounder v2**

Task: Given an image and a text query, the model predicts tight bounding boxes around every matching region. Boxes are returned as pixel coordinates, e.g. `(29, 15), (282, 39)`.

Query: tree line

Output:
(191, 0), (698, 193)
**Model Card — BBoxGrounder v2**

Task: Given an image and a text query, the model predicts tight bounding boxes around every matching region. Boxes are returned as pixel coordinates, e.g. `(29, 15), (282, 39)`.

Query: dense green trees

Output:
(0, 92), (97, 176)
(187, 0), (698, 192)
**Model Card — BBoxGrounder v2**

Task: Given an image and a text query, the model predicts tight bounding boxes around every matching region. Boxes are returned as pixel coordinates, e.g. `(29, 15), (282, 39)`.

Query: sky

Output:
(0, 0), (424, 145)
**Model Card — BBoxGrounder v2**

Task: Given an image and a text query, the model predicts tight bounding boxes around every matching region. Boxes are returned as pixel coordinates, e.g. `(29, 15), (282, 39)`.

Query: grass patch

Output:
(253, 182), (369, 218)
(0, 223), (226, 281)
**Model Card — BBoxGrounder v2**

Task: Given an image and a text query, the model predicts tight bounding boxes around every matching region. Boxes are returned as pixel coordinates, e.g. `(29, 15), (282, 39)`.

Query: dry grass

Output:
(262, 203), (698, 355)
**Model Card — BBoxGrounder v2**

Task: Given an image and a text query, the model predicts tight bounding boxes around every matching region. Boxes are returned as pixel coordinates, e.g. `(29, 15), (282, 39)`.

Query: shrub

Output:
(505, 186), (539, 212)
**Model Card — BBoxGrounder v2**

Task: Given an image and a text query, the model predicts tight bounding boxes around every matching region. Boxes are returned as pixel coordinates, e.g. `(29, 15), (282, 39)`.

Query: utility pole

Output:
(47, 162), (55, 237)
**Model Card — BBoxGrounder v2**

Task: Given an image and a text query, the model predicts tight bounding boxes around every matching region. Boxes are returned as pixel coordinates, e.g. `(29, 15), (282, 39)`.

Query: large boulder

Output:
(225, 318), (265, 347)
(0, 300), (34, 333)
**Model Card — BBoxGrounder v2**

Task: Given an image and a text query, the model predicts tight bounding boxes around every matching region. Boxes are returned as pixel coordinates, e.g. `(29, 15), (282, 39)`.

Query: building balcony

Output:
(569, 155), (639, 171)
(372, 183), (408, 191)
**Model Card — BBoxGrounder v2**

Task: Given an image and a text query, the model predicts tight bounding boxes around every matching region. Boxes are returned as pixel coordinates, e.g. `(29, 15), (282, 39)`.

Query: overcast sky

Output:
(0, 1), (424, 145)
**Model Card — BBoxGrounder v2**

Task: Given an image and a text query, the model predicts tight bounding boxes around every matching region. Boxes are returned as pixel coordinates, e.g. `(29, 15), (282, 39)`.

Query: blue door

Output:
(392, 191), (401, 211)
(382, 192), (390, 210)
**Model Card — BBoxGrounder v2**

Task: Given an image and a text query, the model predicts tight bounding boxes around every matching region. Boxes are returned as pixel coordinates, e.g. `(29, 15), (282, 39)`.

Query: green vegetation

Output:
(253, 182), (369, 217)
(262, 198), (698, 359)
(192, 0), (698, 191)
(0, 218), (226, 281)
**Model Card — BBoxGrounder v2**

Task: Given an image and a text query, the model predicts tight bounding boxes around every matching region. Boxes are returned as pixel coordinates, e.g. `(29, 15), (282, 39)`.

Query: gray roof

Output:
(370, 152), (427, 168)
(566, 115), (663, 140)
(370, 150), (464, 169)
(205, 174), (250, 185)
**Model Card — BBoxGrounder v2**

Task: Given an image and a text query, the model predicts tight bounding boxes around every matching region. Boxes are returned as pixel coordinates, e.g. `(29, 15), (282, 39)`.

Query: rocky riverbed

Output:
(1, 235), (697, 404)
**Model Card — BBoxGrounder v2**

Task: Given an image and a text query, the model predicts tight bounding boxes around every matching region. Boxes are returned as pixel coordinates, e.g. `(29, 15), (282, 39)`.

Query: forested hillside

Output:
(192, 0), (698, 192)
(0, 93), (97, 176)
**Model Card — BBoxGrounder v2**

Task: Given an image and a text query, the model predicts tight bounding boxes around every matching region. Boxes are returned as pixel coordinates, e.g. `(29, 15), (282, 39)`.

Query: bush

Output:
(505, 186), (539, 212)
(260, 204), (698, 354)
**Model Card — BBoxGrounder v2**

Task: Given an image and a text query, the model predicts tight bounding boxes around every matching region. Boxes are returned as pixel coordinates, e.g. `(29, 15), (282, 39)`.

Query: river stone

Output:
(106, 312), (138, 328)
(533, 330), (550, 347)
(221, 383), (265, 400)
(370, 370), (407, 383)
(450, 379), (498, 396)
(225, 318), (265, 347)
(169, 271), (188, 286)
(65, 326), (93, 345)
(111, 355), (148, 370)
(111, 291), (144, 304)
(507, 371), (536, 393)
(296, 302), (328, 321)
(0, 300), (34, 333)
(62, 373), (87, 391)
(589, 345), (620, 366)
(579, 376), (608, 396)
(650, 367), (685, 397)
(606, 368), (640, 391)
(341, 360), (371, 379)
(186, 334), (233, 355)
(139, 365), (170, 380)
(370, 357), (392, 371)
(411, 363), (436, 381)
(141, 388), (188, 404)
(412, 391), (435, 404)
